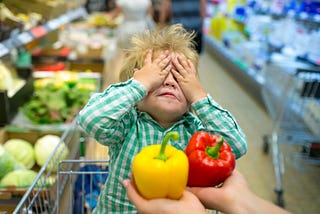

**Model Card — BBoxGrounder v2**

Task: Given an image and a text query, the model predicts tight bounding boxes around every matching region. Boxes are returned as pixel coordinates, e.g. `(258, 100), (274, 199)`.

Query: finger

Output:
(224, 170), (248, 187)
(177, 55), (190, 70)
(187, 59), (197, 74)
(122, 179), (148, 210)
(188, 187), (223, 210)
(171, 68), (183, 81)
(144, 49), (153, 64)
(159, 55), (172, 69)
(153, 50), (170, 64)
(172, 56), (186, 73)
(163, 63), (172, 73)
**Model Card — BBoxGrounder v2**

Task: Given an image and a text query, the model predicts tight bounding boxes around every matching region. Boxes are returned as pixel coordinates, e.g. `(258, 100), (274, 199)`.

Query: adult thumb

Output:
(122, 179), (146, 207)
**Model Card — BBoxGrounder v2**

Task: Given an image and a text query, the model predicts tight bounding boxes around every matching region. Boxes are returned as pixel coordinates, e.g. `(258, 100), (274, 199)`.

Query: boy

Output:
(77, 24), (247, 213)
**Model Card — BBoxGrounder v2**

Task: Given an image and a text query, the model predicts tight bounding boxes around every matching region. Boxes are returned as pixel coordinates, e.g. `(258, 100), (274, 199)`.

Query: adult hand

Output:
(133, 49), (172, 91)
(189, 170), (291, 214)
(122, 179), (207, 214)
(123, 170), (291, 214)
(188, 170), (248, 213)
(171, 55), (206, 103)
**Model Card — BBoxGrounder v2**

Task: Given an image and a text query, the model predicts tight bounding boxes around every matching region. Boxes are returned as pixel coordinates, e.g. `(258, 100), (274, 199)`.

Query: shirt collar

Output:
(137, 110), (194, 130)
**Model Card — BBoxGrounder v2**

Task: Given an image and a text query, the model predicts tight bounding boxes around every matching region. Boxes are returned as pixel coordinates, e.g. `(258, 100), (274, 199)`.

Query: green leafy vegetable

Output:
(21, 82), (92, 124)
(34, 135), (69, 172)
(0, 145), (18, 179)
(0, 169), (37, 188)
(3, 139), (35, 169)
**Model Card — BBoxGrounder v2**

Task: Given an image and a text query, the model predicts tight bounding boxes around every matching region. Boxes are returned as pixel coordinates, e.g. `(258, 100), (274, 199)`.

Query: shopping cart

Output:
(261, 55), (320, 207)
(57, 159), (109, 214)
(12, 119), (82, 214)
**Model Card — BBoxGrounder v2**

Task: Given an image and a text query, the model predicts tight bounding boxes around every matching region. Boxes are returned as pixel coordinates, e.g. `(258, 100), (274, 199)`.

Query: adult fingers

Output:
(188, 187), (224, 211)
(223, 170), (248, 187)
(122, 179), (150, 212)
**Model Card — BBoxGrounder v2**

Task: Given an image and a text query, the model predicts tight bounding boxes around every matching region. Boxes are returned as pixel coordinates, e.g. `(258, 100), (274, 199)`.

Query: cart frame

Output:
(262, 61), (320, 207)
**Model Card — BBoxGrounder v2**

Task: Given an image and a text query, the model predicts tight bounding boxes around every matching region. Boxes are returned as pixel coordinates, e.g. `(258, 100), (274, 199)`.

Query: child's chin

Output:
(159, 105), (187, 114)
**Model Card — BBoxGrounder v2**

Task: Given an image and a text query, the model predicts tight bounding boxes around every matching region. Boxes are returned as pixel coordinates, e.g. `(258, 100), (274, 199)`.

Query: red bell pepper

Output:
(185, 131), (236, 187)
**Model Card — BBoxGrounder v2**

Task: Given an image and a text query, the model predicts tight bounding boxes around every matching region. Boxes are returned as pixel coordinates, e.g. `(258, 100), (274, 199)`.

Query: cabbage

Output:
(3, 139), (35, 169)
(34, 135), (69, 172)
(0, 169), (37, 188)
(0, 145), (17, 179)
(37, 175), (57, 188)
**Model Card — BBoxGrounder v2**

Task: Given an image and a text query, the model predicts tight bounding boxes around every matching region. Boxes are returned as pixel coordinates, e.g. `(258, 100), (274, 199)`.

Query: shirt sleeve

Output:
(191, 94), (247, 159)
(77, 78), (147, 145)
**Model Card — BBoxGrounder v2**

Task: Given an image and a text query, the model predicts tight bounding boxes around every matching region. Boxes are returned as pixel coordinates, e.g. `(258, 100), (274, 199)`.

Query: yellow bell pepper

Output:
(132, 131), (189, 200)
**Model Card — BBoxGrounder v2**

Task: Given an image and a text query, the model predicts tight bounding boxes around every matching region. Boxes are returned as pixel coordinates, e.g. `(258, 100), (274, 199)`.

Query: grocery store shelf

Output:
(204, 34), (266, 109)
(0, 7), (88, 58)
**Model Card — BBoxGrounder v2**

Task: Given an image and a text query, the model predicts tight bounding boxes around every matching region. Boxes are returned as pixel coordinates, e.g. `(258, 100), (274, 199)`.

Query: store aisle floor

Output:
(198, 49), (320, 214)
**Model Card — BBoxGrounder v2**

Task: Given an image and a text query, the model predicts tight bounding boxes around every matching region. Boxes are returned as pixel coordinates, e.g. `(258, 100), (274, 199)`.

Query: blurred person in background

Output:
(159, 0), (206, 54)
(104, 0), (155, 85)
(85, 0), (116, 13)
(109, 0), (155, 49)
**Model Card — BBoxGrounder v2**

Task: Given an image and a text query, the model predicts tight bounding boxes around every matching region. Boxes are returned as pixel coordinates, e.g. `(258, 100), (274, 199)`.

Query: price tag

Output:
(31, 26), (47, 38)
(47, 19), (61, 30)
(0, 43), (10, 57)
(17, 32), (34, 44)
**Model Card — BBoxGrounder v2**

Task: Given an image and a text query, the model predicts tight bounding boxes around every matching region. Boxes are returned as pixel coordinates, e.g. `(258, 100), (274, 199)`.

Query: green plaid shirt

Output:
(78, 78), (247, 213)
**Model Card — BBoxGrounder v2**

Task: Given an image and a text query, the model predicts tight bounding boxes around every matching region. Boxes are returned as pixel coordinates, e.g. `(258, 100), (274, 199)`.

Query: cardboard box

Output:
(0, 128), (59, 213)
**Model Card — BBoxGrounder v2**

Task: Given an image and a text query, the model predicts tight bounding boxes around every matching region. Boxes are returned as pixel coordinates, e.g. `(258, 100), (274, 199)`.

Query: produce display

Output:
(3, 139), (35, 169)
(0, 2), (42, 40)
(132, 132), (189, 200)
(0, 169), (37, 188)
(34, 134), (69, 172)
(20, 71), (98, 124)
(87, 12), (121, 28)
(185, 131), (236, 187)
(0, 63), (25, 97)
(0, 134), (68, 188)
(0, 144), (17, 179)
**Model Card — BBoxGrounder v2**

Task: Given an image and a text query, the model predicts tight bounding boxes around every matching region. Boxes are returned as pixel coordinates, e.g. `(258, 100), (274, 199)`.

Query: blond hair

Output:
(119, 24), (199, 82)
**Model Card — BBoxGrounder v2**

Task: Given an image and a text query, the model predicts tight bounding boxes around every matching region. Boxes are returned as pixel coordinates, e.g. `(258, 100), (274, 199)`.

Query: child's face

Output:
(137, 70), (189, 126)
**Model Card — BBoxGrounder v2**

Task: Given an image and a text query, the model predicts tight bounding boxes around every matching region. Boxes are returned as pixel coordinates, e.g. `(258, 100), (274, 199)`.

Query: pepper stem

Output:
(155, 132), (180, 161)
(206, 136), (224, 159)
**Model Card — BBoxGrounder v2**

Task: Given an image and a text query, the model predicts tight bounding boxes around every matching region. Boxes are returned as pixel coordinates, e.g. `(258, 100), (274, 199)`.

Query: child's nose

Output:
(163, 72), (177, 88)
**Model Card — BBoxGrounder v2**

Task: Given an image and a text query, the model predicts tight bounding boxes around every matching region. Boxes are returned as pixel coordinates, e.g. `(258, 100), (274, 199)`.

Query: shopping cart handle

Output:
(295, 68), (320, 76)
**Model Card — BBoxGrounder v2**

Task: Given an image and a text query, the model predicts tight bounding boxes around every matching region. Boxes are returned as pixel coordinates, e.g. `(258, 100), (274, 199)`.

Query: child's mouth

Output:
(160, 92), (177, 99)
